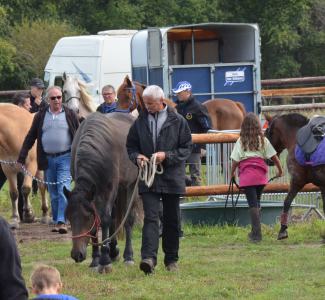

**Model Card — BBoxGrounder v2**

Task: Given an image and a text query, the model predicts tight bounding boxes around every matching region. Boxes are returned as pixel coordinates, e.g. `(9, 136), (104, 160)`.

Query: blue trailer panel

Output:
(131, 23), (261, 113)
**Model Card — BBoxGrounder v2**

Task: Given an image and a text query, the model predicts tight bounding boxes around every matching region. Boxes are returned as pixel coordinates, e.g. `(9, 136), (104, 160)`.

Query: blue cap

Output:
(172, 81), (192, 94)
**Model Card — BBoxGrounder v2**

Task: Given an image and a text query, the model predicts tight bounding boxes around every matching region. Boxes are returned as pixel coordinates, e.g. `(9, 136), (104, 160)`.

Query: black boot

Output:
(248, 207), (262, 242)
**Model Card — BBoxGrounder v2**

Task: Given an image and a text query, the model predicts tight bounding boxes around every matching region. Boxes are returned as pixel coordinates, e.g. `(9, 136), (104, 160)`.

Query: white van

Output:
(44, 29), (137, 105)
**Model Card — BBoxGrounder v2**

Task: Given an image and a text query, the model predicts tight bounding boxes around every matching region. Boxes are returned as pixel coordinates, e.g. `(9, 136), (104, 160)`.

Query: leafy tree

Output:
(3, 19), (83, 89)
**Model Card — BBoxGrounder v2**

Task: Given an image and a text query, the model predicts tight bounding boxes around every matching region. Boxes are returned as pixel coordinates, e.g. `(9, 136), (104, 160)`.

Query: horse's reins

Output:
(71, 170), (142, 246)
(71, 155), (163, 246)
(224, 177), (241, 224)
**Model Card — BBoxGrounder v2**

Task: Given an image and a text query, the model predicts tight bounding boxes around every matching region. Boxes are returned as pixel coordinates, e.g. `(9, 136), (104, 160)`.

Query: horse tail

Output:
(236, 102), (246, 117)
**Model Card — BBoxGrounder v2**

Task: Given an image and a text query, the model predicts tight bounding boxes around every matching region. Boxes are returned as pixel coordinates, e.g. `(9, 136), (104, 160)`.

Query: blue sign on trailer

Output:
(131, 23), (261, 113)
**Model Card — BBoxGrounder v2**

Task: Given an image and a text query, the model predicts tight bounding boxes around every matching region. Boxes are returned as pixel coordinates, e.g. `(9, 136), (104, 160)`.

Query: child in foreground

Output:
(30, 265), (78, 300)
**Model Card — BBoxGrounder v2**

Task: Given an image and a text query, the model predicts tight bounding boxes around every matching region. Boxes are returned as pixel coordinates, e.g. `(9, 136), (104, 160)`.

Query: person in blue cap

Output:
(173, 81), (211, 186)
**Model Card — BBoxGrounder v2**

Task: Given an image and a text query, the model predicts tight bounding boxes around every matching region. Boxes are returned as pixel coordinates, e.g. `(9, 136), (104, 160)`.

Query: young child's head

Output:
(240, 112), (264, 151)
(30, 264), (62, 295)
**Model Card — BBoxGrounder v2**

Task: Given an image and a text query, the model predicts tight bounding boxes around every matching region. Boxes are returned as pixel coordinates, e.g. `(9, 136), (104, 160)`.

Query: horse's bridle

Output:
(115, 83), (138, 113)
(71, 202), (101, 241)
(64, 96), (81, 103)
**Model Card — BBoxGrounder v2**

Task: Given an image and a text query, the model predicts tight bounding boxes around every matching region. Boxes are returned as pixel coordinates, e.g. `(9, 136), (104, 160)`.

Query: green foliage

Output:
(0, 19), (83, 89)
(0, 0), (325, 86)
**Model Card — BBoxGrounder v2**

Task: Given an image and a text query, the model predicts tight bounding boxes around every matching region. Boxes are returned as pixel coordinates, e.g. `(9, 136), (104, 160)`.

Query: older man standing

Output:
(18, 86), (79, 233)
(126, 85), (192, 274)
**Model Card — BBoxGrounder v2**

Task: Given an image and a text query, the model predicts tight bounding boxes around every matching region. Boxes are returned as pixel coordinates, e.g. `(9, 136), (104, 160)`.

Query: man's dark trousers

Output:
(141, 192), (180, 266)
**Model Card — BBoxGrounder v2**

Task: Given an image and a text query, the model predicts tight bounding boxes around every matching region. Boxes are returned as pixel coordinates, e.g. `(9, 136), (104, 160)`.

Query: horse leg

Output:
(5, 169), (20, 228)
(108, 207), (120, 262)
(277, 184), (302, 240)
(123, 184), (138, 265)
(98, 219), (113, 274)
(21, 171), (35, 223)
(89, 236), (100, 269)
(36, 170), (50, 224)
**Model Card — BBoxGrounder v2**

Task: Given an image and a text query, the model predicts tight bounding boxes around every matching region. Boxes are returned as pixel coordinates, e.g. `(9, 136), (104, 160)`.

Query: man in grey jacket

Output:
(126, 85), (192, 274)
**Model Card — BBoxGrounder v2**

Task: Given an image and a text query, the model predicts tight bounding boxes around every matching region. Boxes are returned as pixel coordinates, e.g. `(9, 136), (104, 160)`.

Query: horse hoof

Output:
(9, 220), (20, 230)
(23, 210), (35, 223)
(98, 264), (113, 274)
(40, 216), (51, 225)
(89, 258), (99, 268)
(277, 231), (288, 240)
(124, 260), (135, 266)
(111, 254), (120, 262)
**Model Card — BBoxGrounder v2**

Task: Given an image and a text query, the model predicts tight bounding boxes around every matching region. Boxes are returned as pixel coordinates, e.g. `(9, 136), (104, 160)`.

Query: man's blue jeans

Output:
(45, 152), (71, 224)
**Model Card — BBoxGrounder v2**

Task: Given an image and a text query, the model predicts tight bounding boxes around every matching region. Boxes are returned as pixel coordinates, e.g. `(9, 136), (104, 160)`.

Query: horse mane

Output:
(279, 113), (309, 129)
(77, 80), (96, 112)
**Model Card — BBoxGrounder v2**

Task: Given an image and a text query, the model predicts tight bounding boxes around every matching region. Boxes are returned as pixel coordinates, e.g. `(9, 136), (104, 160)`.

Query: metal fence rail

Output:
(204, 130), (324, 219)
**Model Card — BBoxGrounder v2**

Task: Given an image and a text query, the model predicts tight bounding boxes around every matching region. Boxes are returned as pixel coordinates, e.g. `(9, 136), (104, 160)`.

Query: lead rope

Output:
(139, 154), (164, 187)
(85, 154), (164, 246)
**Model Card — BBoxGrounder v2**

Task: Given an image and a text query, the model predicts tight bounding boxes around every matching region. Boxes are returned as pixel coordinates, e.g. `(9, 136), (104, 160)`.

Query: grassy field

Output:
(1, 186), (325, 299)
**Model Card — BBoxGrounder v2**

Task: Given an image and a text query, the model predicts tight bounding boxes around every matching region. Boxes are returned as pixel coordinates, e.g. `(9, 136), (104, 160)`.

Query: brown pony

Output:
(0, 104), (49, 227)
(117, 75), (246, 130)
(265, 113), (325, 240)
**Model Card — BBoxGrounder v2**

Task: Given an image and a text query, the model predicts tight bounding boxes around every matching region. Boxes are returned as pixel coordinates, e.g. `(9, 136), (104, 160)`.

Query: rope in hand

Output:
(138, 153), (164, 187)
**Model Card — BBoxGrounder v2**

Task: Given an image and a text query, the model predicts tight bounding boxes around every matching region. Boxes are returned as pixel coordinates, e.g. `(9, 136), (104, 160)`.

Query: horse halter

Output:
(71, 202), (101, 241)
(116, 83), (138, 113)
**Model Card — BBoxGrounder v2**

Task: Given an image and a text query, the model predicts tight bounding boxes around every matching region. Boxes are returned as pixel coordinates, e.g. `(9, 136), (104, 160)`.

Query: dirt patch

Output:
(12, 222), (72, 244)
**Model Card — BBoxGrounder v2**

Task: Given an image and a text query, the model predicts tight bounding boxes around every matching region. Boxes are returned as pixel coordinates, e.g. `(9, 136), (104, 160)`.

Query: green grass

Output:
(1, 185), (325, 299)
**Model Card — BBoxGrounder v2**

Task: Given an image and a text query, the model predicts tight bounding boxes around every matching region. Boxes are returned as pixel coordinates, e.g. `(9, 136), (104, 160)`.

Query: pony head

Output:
(64, 185), (97, 263)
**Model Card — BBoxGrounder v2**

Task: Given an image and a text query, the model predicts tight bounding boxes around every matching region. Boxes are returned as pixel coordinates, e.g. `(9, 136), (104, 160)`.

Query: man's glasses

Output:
(50, 95), (62, 101)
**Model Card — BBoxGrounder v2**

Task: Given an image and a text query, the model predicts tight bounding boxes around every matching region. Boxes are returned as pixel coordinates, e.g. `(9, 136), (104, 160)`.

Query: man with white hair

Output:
(126, 85), (192, 274)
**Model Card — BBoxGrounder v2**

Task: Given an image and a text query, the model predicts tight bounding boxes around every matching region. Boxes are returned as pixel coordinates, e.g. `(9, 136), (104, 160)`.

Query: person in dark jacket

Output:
(18, 86), (79, 234)
(29, 78), (47, 113)
(173, 81), (211, 186)
(0, 216), (29, 300)
(126, 85), (192, 274)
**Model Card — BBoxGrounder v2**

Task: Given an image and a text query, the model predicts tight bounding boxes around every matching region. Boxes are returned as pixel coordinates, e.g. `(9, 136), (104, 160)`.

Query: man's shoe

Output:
(58, 223), (68, 234)
(139, 258), (154, 275)
(166, 262), (178, 272)
(51, 226), (59, 233)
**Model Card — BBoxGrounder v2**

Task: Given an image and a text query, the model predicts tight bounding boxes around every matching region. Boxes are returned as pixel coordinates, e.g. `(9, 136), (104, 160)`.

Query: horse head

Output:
(64, 186), (98, 263)
(62, 72), (96, 118)
(116, 75), (146, 113)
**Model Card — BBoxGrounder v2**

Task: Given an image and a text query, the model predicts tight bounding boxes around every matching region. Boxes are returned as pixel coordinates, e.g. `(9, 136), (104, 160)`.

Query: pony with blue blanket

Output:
(265, 113), (325, 240)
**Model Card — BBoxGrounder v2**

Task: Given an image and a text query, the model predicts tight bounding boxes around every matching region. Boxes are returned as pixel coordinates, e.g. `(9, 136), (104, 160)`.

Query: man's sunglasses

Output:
(50, 95), (62, 101)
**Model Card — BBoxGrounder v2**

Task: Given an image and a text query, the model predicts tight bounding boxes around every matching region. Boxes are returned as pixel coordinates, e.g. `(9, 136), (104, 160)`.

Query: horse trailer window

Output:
(54, 76), (63, 88)
(148, 30), (162, 67)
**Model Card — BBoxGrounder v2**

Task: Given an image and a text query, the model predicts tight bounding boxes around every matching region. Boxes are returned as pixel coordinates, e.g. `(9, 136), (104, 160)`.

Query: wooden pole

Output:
(185, 183), (319, 197)
(261, 86), (325, 97)
(261, 76), (325, 86)
(191, 133), (239, 144)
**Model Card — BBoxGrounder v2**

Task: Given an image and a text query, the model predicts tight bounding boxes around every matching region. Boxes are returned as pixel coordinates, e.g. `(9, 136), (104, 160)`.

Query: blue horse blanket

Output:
(295, 138), (325, 166)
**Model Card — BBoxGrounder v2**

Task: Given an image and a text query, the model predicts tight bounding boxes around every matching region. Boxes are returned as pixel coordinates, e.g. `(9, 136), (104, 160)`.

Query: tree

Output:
(4, 19), (83, 89)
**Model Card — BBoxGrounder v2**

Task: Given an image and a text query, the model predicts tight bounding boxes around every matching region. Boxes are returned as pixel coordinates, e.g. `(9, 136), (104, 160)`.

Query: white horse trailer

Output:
(131, 23), (261, 113)
(44, 29), (137, 105)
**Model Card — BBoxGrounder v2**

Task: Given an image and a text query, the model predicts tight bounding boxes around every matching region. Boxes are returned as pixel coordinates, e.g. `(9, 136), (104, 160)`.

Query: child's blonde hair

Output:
(30, 264), (62, 294)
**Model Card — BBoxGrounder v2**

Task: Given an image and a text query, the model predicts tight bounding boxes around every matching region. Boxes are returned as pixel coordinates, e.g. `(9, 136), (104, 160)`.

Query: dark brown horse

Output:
(64, 112), (139, 273)
(265, 113), (325, 239)
(117, 75), (245, 130)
